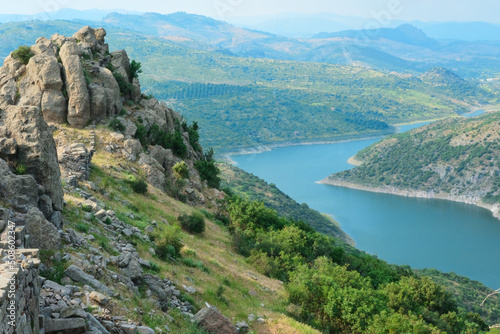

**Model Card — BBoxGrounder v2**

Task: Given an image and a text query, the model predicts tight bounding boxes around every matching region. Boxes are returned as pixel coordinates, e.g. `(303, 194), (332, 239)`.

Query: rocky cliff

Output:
(0, 26), (233, 334)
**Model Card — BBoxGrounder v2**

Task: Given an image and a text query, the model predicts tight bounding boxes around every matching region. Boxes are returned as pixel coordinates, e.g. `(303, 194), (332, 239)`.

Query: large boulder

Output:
(60, 41), (90, 127)
(44, 318), (87, 334)
(193, 307), (237, 334)
(65, 265), (113, 295)
(25, 207), (61, 249)
(41, 89), (67, 123)
(0, 159), (39, 212)
(1, 105), (64, 212)
(88, 67), (121, 121)
(111, 50), (130, 80)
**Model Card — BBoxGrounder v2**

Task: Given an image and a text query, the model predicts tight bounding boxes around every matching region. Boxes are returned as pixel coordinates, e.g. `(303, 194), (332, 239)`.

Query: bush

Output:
(129, 60), (142, 80)
(113, 71), (133, 96)
(129, 178), (148, 194)
(108, 118), (125, 132)
(13, 162), (28, 175)
(178, 212), (205, 234)
(76, 223), (89, 233)
(195, 148), (221, 189)
(155, 225), (183, 260)
(135, 123), (148, 146)
(173, 161), (190, 180)
(12, 45), (34, 65)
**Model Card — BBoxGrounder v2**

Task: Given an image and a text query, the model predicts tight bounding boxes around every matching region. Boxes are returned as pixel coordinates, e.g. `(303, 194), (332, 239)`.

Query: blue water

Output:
(230, 119), (500, 288)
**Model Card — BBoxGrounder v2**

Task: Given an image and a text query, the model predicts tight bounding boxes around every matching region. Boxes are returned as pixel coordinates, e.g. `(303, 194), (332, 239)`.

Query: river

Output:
(229, 113), (500, 289)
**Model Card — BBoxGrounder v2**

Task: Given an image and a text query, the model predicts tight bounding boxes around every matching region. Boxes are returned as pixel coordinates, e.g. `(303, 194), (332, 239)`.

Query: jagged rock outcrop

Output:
(0, 26), (123, 128)
(0, 105), (64, 212)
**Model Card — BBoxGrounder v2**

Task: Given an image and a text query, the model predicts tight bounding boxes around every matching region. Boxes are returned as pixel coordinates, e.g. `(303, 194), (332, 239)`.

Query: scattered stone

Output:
(236, 321), (249, 333)
(44, 318), (87, 334)
(65, 265), (112, 295)
(192, 307), (237, 334)
(60, 305), (87, 319)
(185, 286), (197, 294)
(89, 291), (110, 306)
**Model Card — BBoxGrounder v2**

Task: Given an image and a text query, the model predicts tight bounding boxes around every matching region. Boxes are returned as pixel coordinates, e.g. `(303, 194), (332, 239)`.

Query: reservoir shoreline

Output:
(318, 178), (500, 221)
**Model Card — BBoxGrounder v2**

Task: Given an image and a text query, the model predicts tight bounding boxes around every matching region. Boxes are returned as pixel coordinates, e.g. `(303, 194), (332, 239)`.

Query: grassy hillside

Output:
(324, 112), (500, 206)
(219, 163), (354, 245)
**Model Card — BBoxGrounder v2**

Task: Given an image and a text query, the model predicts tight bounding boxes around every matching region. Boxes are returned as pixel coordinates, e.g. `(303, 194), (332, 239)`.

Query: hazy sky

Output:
(3, 0), (500, 23)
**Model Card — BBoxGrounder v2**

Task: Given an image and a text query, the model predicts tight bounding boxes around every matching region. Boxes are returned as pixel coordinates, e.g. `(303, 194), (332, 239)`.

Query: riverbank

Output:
(221, 131), (391, 161)
(318, 178), (500, 221)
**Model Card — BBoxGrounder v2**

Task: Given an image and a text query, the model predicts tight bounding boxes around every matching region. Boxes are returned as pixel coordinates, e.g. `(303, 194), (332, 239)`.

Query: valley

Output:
(0, 6), (499, 333)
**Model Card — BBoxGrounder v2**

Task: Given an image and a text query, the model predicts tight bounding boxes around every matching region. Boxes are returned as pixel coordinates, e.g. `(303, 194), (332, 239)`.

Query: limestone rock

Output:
(88, 67), (121, 122)
(41, 89), (67, 123)
(150, 145), (174, 171)
(0, 137), (17, 155)
(193, 307), (237, 334)
(89, 291), (110, 306)
(2, 105), (64, 211)
(60, 42), (90, 127)
(27, 54), (63, 91)
(111, 50), (130, 80)
(45, 318), (87, 334)
(25, 207), (61, 249)
(65, 265), (113, 295)
(0, 160), (39, 211)
(60, 305), (87, 319)
(121, 257), (143, 280)
(123, 139), (142, 161)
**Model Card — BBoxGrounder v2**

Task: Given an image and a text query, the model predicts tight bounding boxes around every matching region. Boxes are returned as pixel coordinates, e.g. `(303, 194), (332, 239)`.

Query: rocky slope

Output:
(321, 112), (500, 218)
(0, 26), (265, 334)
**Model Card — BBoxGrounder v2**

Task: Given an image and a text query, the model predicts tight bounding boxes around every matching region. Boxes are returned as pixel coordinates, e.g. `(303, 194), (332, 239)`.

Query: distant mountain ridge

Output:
(313, 24), (439, 49)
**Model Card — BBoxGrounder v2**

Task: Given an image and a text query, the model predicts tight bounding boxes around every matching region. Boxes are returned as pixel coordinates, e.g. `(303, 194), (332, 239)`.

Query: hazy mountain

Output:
(0, 8), (140, 23)
(314, 24), (439, 49)
(414, 21), (500, 41)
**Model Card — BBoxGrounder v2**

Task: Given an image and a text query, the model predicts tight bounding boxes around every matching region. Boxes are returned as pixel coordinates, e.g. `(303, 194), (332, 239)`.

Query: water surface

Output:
(231, 121), (500, 288)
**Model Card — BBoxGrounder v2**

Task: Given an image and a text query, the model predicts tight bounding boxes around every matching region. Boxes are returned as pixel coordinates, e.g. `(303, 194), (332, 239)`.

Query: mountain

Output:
(0, 19), (495, 152)
(314, 24), (439, 49)
(321, 111), (500, 218)
(415, 21), (500, 41)
(0, 8), (141, 23)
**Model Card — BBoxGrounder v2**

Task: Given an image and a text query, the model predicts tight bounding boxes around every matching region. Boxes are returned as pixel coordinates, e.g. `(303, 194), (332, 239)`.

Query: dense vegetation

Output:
(0, 21), (495, 152)
(326, 112), (500, 204)
(216, 194), (493, 333)
(219, 163), (352, 244)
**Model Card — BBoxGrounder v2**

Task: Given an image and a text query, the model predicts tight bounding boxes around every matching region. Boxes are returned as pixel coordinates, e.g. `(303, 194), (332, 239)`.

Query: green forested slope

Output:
(0, 20), (496, 152)
(219, 163), (353, 244)
(325, 112), (500, 205)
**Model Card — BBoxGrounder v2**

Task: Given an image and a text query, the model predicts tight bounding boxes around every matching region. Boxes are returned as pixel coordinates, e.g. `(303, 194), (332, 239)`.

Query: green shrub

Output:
(135, 123), (148, 146)
(129, 178), (148, 194)
(148, 261), (160, 273)
(155, 225), (183, 260)
(76, 223), (89, 233)
(13, 162), (28, 175)
(129, 59), (142, 80)
(113, 71), (133, 96)
(179, 213), (205, 234)
(182, 257), (209, 273)
(12, 45), (34, 65)
(108, 118), (125, 132)
(173, 161), (190, 180)
(195, 148), (221, 189)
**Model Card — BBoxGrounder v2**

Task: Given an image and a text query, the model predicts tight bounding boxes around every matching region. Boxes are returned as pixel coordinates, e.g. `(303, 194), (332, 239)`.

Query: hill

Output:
(321, 112), (500, 218)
